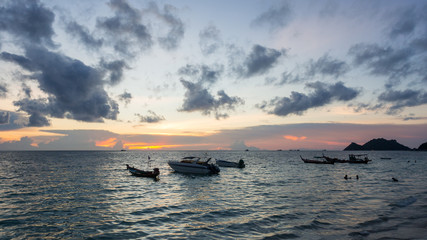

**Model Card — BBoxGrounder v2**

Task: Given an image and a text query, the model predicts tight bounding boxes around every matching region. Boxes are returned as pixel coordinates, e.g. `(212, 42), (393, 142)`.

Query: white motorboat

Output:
(216, 159), (245, 168)
(168, 156), (220, 174)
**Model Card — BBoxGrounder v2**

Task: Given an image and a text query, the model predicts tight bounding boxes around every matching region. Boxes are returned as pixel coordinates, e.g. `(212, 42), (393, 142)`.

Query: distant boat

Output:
(322, 154), (371, 164)
(300, 156), (334, 164)
(168, 156), (220, 174)
(348, 154), (371, 164)
(322, 155), (347, 163)
(126, 164), (159, 178)
(216, 159), (245, 168)
(380, 157), (392, 160)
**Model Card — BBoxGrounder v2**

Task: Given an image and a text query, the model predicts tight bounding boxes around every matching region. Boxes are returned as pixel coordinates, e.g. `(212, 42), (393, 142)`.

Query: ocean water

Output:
(1, 150), (427, 240)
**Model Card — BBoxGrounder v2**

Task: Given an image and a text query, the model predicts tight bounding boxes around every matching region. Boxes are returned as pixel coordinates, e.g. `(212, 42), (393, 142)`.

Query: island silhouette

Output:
(344, 138), (427, 151)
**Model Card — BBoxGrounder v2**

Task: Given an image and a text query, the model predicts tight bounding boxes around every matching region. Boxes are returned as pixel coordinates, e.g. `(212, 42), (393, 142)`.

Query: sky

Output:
(0, 0), (427, 151)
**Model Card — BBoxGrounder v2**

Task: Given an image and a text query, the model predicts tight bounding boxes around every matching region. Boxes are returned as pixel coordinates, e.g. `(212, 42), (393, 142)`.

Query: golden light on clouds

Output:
(95, 138), (118, 148)
(283, 135), (307, 141)
(123, 142), (211, 150)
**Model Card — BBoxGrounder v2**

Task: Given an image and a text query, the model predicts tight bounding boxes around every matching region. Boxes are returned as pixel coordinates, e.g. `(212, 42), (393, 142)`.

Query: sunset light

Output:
(0, 0), (426, 151)
(284, 135), (307, 141)
(1, 1), (427, 239)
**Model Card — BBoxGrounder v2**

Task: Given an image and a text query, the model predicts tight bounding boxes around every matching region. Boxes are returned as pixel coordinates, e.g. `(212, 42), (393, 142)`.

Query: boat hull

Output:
(168, 161), (219, 174)
(216, 159), (245, 168)
(322, 155), (371, 164)
(126, 164), (159, 178)
(300, 156), (334, 164)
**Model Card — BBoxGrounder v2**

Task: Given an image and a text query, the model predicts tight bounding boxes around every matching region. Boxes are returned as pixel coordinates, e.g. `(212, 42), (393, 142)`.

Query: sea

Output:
(1, 150), (427, 240)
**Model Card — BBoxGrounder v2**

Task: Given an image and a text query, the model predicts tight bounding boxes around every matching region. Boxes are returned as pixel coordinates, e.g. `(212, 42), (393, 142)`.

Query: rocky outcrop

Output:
(344, 138), (411, 151)
(418, 142), (427, 151)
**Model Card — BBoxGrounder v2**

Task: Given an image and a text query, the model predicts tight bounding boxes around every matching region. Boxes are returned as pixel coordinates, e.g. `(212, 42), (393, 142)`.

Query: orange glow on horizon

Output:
(123, 141), (211, 150)
(95, 138), (118, 148)
(284, 135), (307, 141)
(124, 130), (218, 137)
(0, 129), (66, 143)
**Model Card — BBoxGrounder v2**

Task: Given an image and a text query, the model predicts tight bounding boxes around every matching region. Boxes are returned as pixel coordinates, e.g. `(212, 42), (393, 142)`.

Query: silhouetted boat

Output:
(322, 154), (371, 164)
(126, 164), (159, 178)
(300, 156), (334, 164)
(168, 156), (220, 174)
(216, 159), (245, 168)
(348, 154), (371, 164)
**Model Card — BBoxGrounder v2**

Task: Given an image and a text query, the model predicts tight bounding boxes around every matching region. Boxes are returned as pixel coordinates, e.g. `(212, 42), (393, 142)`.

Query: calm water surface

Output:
(1, 151), (427, 239)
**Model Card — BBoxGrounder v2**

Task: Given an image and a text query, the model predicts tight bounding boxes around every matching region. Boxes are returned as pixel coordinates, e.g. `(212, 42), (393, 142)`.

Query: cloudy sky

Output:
(1, 0), (426, 151)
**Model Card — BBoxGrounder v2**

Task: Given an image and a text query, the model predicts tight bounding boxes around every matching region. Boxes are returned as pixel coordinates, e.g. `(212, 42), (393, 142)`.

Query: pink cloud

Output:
(284, 135), (307, 141)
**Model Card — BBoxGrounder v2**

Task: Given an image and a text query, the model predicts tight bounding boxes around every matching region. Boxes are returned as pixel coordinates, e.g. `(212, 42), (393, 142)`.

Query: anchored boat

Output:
(168, 156), (220, 174)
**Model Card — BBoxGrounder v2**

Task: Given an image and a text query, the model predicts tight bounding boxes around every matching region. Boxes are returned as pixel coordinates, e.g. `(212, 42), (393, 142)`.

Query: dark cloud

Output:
(65, 20), (103, 49)
(178, 64), (224, 85)
(411, 36), (427, 52)
(277, 71), (302, 85)
(199, 24), (222, 55)
(118, 91), (132, 106)
(402, 114), (427, 121)
(348, 43), (413, 83)
(64, 1), (184, 55)
(267, 55), (347, 86)
(179, 79), (244, 120)
(12, 98), (53, 127)
(0, 111), (27, 130)
(378, 89), (427, 114)
(96, 0), (152, 57)
(258, 81), (359, 116)
(237, 44), (284, 78)
(100, 59), (128, 85)
(0, 111), (9, 124)
(1, 47), (119, 125)
(0, 0), (55, 47)
(28, 111), (50, 127)
(21, 83), (32, 98)
(0, 52), (37, 71)
(349, 102), (383, 113)
(136, 110), (165, 123)
(251, 1), (293, 31)
(146, 2), (185, 51)
(305, 54), (349, 79)
(388, 7), (419, 38)
(0, 82), (7, 97)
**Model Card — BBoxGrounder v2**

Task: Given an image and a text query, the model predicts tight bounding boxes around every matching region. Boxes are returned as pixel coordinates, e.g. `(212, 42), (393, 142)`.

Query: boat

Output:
(322, 154), (371, 164)
(216, 158), (245, 168)
(126, 164), (160, 178)
(348, 154), (371, 164)
(300, 156), (334, 164)
(322, 155), (347, 163)
(168, 156), (220, 174)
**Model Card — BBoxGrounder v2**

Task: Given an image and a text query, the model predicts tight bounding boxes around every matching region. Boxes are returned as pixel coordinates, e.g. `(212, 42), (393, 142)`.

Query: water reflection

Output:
(1, 151), (427, 239)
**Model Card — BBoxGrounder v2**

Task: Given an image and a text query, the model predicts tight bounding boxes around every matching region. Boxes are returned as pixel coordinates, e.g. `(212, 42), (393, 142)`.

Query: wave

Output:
(390, 196), (417, 208)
